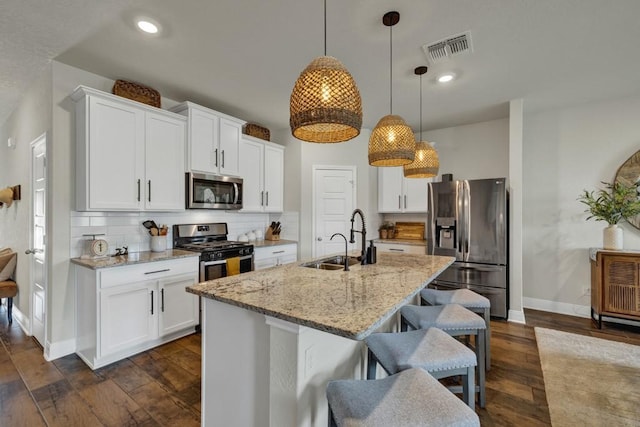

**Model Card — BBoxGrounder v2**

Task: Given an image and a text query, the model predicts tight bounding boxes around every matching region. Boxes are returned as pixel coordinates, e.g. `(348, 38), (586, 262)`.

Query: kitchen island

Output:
(187, 252), (454, 427)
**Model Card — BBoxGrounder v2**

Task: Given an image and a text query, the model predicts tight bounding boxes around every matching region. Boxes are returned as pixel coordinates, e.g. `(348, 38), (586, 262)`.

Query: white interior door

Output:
(29, 135), (46, 346)
(313, 167), (356, 257)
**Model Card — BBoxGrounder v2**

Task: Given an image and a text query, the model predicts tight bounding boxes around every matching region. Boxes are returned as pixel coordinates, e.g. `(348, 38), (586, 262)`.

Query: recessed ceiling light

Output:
(437, 73), (455, 83)
(136, 19), (159, 34)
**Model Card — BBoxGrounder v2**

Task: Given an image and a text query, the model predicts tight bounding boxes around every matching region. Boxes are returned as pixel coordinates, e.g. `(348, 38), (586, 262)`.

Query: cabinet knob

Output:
(317, 237), (323, 241)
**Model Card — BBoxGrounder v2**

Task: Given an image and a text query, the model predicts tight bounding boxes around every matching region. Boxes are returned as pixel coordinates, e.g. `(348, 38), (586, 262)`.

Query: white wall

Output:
(424, 118), (509, 181)
(0, 63), (52, 330)
(523, 94), (640, 317)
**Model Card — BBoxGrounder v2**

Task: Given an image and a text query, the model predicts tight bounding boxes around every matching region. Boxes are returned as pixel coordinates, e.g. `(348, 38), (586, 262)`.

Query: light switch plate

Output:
(7, 137), (15, 149)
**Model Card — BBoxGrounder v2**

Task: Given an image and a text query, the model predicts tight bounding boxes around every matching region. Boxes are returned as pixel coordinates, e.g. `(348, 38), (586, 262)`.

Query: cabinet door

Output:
(378, 167), (403, 213)
(403, 177), (429, 212)
(99, 281), (157, 357)
(239, 138), (264, 212)
(145, 113), (186, 211)
(264, 144), (284, 212)
(159, 273), (199, 336)
(189, 108), (218, 174)
(219, 118), (241, 177)
(88, 96), (144, 210)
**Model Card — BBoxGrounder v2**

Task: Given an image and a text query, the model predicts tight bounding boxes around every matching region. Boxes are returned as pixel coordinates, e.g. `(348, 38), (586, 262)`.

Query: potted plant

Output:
(379, 221), (395, 239)
(578, 181), (640, 249)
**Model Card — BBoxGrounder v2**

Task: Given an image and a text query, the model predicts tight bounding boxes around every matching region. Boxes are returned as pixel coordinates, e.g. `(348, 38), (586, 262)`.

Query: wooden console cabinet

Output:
(590, 249), (640, 328)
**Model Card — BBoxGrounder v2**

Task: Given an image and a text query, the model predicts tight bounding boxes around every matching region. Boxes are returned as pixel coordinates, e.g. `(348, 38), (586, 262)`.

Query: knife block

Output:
(265, 227), (280, 241)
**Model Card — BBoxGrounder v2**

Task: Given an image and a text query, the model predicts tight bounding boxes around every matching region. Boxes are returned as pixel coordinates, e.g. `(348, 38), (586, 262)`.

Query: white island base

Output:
(202, 298), (396, 427)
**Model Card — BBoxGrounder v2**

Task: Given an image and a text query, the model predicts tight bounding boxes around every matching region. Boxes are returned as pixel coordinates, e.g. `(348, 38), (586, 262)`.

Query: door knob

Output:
(317, 237), (323, 241)
(25, 248), (41, 255)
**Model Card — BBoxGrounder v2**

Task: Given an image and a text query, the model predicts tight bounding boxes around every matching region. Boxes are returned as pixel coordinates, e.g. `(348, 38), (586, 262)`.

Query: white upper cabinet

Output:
(378, 167), (429, 213)
(171, 102), (243, 177)
(239, 135), (284, 212)
(72, 86), (185, 212)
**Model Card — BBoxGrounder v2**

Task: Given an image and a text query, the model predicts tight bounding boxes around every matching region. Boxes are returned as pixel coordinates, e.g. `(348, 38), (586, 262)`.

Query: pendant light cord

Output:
(419, 73), (423, 138)
(324, 0), (327, 56)
(389, 23), (393, 114)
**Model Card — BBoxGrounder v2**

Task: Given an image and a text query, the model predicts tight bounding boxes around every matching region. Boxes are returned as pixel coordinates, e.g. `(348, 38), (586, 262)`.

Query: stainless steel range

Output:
(173, 223), (254, 281)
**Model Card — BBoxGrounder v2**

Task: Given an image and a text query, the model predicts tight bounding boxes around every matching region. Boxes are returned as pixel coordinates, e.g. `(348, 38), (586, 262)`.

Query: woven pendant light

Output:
(369, 11), (415, 167)
(290, 0), (362, 143)
(404, 66), (440, 178)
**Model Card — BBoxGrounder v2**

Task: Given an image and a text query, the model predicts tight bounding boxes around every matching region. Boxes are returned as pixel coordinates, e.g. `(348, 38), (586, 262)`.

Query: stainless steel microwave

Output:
(186, 172), (243, 210)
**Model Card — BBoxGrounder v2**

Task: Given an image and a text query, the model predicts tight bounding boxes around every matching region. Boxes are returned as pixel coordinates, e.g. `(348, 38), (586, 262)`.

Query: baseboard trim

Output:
(11, 306), (30, 335)
(508, 309), (526, 324)
(45, 338), (76, 361)
(523, 297), (590, 319)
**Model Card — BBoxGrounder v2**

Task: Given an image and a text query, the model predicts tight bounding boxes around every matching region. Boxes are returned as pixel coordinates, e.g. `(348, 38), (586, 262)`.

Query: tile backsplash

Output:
(70, 210), (299, 257)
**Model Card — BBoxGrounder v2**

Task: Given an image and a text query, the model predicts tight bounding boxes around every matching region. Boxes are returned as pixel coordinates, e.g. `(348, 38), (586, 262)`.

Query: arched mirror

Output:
(614, 149), (640, 229)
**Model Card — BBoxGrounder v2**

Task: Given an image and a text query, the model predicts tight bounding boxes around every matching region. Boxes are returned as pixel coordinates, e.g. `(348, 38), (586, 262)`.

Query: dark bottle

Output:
(366, 240), (377, 264)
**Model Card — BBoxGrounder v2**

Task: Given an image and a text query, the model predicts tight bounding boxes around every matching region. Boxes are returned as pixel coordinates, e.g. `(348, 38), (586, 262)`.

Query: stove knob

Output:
(215, 251), (222, 259)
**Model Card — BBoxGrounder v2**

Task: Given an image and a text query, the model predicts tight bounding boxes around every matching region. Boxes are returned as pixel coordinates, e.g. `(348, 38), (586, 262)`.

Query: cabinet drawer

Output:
(376, 243), (426, 255)
(99, 257), (198, 288)
(254, 244), (297, 261)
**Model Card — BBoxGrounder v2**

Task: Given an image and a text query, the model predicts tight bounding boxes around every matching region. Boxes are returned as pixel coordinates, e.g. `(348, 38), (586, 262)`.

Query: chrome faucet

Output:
(349, 209), (367, 265)
(330, 233), (350, 271)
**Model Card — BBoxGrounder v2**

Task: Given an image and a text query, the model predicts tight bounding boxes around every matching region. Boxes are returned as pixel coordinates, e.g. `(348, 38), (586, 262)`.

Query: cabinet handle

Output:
(150, 290), (154, 315)
(261, 191), (264, 206)
(144, 268), (171, 275)
(161, 288), (165, 312)
(137, 179), (141, 202)
(398, 195), (401, 210)
(214, 148), (218, 167)
(221, 150), (225, 168)
(404, 195), (407, 209)
(389, 248), (406, 252)
(148, 180), (151, 202)
(266, 191), (269, 206)
(273, 250), (285, 254)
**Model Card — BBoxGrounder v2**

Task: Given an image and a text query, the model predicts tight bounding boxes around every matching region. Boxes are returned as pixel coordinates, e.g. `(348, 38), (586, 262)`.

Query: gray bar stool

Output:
(364, 327), (477, 408)
(421, 288), (492, 369)
(400, 303), (486, 408)
(326, 368), (480, 427)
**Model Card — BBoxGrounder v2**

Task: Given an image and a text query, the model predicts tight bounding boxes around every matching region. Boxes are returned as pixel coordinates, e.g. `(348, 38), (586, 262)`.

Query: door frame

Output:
(311, 165), (357, 258)
(29, 132), (47, 349)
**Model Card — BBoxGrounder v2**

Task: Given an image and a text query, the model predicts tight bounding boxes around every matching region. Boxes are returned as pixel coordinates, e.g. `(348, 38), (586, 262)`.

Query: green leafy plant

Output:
(578, 181), (640, 225)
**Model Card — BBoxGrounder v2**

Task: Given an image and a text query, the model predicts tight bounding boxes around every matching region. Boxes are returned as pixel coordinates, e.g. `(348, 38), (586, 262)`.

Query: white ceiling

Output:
(3, 0), (640, 135)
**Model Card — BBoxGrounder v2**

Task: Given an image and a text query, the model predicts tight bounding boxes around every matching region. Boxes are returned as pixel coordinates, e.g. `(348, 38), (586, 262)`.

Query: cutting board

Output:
(394, 222), (425, 240)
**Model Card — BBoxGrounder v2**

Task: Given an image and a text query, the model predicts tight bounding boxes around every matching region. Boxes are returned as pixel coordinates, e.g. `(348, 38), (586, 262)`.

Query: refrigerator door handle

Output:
(464, 180), (471, 261)
(428, 182), (436, 255)
(456, 181), (464, 259)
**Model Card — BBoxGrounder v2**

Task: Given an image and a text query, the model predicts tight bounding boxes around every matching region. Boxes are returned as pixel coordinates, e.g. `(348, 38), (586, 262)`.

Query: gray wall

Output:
(0, 63), (52, 331)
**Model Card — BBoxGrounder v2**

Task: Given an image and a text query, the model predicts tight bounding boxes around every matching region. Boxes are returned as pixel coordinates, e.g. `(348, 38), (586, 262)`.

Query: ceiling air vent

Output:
(422, 31), (473, 64)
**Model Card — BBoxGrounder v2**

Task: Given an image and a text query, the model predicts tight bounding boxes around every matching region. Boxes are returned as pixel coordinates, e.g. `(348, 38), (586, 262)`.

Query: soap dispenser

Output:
(366, 240), (377, 264)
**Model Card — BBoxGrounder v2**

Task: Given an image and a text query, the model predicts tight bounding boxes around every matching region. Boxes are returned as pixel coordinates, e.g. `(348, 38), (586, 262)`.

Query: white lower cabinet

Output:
(75, 257), (199, 369)
(254, 243), (297, 270)
(376, 242), (426, 255)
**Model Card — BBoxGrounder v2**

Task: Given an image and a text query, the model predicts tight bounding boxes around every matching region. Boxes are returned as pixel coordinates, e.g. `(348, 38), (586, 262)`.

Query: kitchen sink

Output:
(300, 255), (360, 270)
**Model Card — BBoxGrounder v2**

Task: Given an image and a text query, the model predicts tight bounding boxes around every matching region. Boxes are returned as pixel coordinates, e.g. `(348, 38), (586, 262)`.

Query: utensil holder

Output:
(150, 236), (167, 252)
(265, 228), (280, 241)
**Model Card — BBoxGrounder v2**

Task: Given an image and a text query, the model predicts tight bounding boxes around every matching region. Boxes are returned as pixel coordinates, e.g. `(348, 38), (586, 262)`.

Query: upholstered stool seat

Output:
(0, 281), (17, 323)
(326, 368), (480, 427)
(365, 327), (477, 408)
(0, 249), (17, 324)
(400, 304), (486, 407)
(421, 288), (492, 369)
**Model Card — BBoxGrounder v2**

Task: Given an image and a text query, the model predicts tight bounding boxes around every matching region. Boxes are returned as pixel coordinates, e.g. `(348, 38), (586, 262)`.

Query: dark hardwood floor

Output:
(1, 300), (639, 426)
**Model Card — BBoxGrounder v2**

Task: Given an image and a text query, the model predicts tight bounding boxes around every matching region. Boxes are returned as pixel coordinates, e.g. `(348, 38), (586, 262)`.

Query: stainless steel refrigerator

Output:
(427, 177), (508, 318)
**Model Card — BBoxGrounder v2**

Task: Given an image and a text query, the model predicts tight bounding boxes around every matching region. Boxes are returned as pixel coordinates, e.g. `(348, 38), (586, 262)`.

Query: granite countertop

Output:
(374, 238), (427, 246)
(70, 249), (199, 270)
(187, 252), (454, 340)
(252, 239), (297, 248)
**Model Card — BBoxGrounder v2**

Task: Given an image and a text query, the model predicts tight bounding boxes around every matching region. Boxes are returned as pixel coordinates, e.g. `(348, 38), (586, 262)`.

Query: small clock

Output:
(90, 239), (109, 257)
